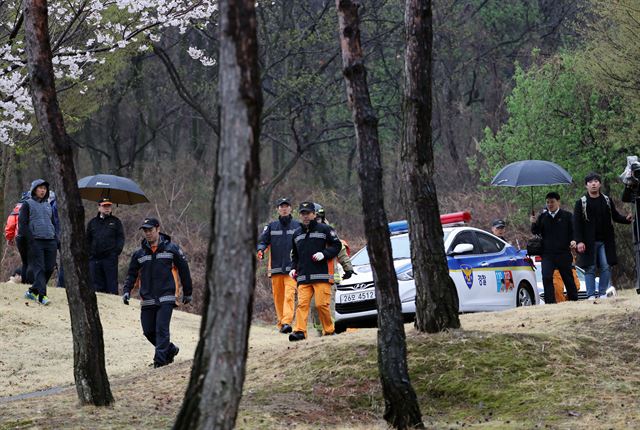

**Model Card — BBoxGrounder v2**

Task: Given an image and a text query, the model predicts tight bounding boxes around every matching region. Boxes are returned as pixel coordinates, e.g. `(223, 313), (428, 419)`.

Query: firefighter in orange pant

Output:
(288, 201), (342, 341)
(257, 198), (301, 333)
(552, 252), (581, 302)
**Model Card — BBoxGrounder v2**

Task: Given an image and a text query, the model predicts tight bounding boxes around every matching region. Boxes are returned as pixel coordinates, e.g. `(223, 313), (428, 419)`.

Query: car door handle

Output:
(479, 262), (489, 267)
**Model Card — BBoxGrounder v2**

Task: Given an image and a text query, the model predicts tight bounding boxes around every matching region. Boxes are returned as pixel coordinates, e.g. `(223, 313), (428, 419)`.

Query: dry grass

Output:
(2, 282), (640, 429)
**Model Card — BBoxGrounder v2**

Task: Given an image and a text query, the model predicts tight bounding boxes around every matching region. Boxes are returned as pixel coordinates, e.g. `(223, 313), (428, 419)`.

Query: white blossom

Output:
(0, 0), (219, 145)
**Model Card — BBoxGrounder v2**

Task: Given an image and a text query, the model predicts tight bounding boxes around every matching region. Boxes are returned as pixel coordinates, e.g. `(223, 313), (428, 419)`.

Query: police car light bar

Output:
(388, 211), (472, 235)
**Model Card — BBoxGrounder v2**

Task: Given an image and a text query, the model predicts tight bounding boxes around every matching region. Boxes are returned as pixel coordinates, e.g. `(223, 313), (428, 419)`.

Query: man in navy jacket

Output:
(257, 197), (300, 334)
(122, 217), (192, 368)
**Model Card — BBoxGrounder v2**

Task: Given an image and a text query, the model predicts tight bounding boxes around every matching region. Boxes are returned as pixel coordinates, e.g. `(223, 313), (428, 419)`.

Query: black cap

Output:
(275, 197), (291, 207)
(492, 219), (506, 228)
(98, 198), (113, 206)
(139, 217), (160, 229)
(584, 172), (601, 184)
(298, 201), (315, 213)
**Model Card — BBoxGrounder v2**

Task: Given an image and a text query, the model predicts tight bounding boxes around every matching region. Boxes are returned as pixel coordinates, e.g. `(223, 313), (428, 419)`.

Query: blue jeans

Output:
(585, 241), (610, 297)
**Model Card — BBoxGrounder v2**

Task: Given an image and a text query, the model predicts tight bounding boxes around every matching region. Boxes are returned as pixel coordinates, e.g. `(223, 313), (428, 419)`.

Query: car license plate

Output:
(340, 290), (375, 303)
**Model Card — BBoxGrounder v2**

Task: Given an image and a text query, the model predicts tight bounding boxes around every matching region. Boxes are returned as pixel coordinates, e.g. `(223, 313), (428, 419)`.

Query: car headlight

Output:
(397, 270), (413, 281)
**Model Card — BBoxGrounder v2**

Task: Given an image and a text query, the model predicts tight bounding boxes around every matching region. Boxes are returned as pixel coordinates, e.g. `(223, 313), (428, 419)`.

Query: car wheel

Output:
(516, 283), (534, 307)
(334, 321), (347, 334)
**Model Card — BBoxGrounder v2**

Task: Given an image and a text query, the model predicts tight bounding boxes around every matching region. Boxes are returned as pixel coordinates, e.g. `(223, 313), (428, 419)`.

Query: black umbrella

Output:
(78, 174), (149, 205)
(491, 160), (572, 213)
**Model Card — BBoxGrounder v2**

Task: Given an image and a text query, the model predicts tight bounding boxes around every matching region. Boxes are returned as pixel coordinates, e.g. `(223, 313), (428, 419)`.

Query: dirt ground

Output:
(2, 281), (640, 429)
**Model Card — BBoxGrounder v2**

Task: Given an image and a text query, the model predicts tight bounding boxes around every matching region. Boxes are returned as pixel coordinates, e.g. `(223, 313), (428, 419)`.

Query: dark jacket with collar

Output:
(87, 213), (125, 259)
(123, 233), (192, 306)
(573, 194), (630, 267)
(531, 208), (574, 255)
(291, 220), (342, 285)
(257, 215), (301, 276)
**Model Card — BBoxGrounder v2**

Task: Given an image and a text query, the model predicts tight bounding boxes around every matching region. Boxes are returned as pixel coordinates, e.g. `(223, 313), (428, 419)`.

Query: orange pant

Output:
(552, 268), (580, 303)
(271, 274), (297, 328)
(293, 282), (334, 338)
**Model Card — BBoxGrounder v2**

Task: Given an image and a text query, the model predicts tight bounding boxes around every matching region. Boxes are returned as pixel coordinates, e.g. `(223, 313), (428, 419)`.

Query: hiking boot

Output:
(279, 324), (292, 334)
(168, 345), (180, 364)
(289, 331), (305, 342)
(38, 295), (51, 306)
(24, 290), (38, 301)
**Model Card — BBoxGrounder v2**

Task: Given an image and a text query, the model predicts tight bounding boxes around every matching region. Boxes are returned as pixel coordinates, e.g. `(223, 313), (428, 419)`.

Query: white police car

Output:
(334, 212), (539, 332)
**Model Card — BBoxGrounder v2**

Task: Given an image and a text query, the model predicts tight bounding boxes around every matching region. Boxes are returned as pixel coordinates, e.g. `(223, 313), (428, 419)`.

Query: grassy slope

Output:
(2, 281), (640, 429)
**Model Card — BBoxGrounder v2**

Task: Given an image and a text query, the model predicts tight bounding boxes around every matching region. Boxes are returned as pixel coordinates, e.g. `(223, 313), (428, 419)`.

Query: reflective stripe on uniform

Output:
(270, 230), (283, 236)
(157, 252), (173, 259)
(297, 274), (307, 282)
(271, 268), (284, 274)
(138, 255), (152, 264)
(159, 295), (176, 303)
(140, 299), (156, 306)
(286, 229), (296, 235)
(308, 232), (326, 240)
(310, 273), (332, 281)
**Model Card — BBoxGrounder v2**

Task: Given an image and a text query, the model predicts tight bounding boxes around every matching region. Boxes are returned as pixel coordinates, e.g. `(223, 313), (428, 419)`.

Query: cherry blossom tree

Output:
(1, 0), (218, 145)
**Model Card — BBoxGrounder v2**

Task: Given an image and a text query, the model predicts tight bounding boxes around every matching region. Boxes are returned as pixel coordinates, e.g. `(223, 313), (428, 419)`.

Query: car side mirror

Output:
(449, 243), (474, 256)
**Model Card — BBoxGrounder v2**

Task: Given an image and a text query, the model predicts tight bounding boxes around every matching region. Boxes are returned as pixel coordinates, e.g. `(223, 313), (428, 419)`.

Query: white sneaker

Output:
(587, 296), (596, 301)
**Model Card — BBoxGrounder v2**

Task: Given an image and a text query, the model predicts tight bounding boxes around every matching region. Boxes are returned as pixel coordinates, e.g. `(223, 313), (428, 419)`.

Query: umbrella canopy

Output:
(491, 160), (572, 187)
(78, 174), (149, 205)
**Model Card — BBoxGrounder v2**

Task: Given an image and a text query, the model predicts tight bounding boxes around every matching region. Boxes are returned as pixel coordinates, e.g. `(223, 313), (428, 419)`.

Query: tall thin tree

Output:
(401, 0), (460, 333)
(336, 1), (424, 428)
(22, 0), (113, 405)
(173, 0), (262, 428)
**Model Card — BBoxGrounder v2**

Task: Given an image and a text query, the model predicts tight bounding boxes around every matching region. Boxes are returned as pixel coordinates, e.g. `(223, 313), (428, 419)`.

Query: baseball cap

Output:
(298, 201), (315, 213)
(275, 197), (291, 207)
(492, 219), (506, 228)
(139, 217), (160, 229)
(98, 198), (113, 206)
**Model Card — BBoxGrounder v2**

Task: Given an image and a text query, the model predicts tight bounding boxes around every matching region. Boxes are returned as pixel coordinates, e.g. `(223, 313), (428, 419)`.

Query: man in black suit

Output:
(530, 192), (579, 303)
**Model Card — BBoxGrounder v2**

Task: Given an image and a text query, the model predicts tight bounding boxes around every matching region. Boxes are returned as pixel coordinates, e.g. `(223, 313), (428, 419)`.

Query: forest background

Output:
(1, 0), (638, 318)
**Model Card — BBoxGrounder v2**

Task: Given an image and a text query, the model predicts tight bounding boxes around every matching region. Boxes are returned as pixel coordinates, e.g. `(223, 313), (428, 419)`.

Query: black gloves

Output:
(182, 295), (192, 304)
(343, 270), (354, 280)
(122, 292), (130, 305)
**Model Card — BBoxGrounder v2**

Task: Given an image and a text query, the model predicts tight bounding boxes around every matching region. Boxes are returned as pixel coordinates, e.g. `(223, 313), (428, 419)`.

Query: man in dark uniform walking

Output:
(257, 197), (300, 333)
(122, 217), (192, 368)
(87, 198), (125, 294)
(289, 202), (342, 341)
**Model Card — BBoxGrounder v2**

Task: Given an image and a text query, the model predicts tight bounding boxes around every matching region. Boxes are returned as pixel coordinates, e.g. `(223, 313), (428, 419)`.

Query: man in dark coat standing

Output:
(530, 192), (579, 304)
(574, 172), (632, 298)
(87, 198), (125, 294)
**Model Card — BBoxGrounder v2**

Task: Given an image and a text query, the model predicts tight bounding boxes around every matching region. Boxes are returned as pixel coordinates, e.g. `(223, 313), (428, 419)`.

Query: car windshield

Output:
(350, 231), (450, 266)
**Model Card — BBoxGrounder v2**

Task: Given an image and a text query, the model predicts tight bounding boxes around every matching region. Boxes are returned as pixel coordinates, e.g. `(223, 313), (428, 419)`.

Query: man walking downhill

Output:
(257, 197), (300, 334)
(87, 198), (125, 294)
(122, 218), (192, 368)
(20, 179), (57, 305)
(574, 172), (632, 299)
(289, 202), (342, 341)
(530, 192), (579, 304)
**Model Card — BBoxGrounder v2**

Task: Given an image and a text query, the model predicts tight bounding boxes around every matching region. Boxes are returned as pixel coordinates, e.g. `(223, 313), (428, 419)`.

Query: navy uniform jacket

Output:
(291, 220), (342, 285)
(257, 215), (300, 276)
(123, 233), (192, 306)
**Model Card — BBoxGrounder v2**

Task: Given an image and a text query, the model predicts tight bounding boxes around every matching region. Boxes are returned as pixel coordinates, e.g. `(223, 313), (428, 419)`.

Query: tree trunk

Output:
(401, 0), (460, 333)
(22, 0), (114, 406)
(173, 0), (262, 428)
(336, 1), (424, 428)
